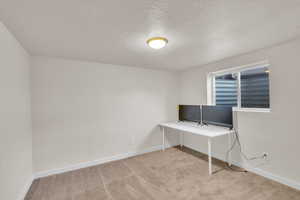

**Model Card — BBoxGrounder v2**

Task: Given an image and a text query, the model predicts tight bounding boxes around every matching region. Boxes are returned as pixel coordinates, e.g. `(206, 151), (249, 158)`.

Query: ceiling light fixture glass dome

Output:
(147, 37), (168, 49)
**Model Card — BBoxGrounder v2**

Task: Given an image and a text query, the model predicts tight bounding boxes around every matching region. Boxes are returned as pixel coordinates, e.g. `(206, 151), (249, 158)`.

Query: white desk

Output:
(159, 121), (234, 175)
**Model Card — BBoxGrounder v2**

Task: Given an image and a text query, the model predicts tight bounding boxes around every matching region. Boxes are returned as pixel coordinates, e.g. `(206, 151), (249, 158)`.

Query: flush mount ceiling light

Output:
(147, 37), (168, 49)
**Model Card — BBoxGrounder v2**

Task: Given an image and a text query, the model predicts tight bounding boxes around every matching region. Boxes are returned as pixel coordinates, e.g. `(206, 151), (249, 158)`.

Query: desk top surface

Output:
(159, 121), (233, 138)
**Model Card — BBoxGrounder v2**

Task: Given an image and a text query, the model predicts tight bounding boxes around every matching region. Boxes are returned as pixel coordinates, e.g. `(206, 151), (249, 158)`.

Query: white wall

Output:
(0, 22), (32, 200)
(180, 38), (300, 187)
(2, 17), (299, 198)
(31, 57), (179, 174)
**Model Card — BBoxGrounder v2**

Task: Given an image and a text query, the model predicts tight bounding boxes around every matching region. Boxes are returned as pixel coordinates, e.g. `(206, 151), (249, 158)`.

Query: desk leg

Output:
(228, 133), (232, 166)
(180, 132), (184, 149)
(162, 127), (165, 151)
(208, 138), (212, 175)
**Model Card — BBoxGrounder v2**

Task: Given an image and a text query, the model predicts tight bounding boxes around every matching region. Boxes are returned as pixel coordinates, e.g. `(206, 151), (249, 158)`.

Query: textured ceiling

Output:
(1, 0), (300, 70)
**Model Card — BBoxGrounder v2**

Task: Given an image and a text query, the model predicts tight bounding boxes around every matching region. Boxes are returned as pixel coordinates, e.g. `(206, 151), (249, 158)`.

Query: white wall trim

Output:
(184, 144), (300, 191)
(233, 107), (271, 113)
(32, 143), (300, 194)
(17, 176), (34, 200)
(34, 144), (175, 179)
(210, 60), (269, 76)
(247, 165), (300, 191)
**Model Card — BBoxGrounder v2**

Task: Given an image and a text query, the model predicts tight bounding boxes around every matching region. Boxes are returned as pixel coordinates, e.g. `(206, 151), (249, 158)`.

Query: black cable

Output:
(225, 128), (247, 172)
(225, 128), (265, 172)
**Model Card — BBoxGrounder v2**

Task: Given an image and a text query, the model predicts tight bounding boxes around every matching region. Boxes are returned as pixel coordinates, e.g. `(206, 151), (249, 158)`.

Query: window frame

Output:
(207, 61), (271, 113)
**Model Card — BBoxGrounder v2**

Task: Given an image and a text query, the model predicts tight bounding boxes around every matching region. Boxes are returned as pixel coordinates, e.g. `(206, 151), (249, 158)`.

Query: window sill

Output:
(233, 107), (271, 113)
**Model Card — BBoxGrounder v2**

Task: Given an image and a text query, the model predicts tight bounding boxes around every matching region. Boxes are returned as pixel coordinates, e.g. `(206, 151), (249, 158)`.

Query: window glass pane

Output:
(240, 67), (270, 108)
(215, 74), (238, 107)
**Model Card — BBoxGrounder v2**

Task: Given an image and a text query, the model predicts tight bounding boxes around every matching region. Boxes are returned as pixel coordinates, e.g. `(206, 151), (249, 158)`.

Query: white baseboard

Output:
(17, 175), (34, 200)
(184, 144), (300, 191)
(34, 144), (175, 179)
(33, 143), (300, 195)
(244, 165), (300, 191)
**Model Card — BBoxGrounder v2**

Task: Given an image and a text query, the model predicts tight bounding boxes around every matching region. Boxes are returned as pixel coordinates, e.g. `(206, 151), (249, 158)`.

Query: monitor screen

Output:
(179, 105), (201, 123)
(202, 105), (233, 128)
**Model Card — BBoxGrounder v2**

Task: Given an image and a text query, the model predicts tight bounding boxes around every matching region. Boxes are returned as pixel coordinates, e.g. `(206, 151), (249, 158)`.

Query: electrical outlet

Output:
(263, 152), (268, 159)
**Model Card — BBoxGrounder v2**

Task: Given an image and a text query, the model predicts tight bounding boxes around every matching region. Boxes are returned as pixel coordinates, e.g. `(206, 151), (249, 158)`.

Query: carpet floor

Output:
(25, 147), (300, 200)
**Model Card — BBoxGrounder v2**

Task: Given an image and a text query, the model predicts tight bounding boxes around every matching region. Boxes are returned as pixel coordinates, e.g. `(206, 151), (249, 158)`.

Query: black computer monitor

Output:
(202, 105), (233, 128)
(178, 105), (201, 123)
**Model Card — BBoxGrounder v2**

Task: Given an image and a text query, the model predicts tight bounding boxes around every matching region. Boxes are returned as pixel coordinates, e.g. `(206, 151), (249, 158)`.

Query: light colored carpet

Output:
(25, 147), (300, 200)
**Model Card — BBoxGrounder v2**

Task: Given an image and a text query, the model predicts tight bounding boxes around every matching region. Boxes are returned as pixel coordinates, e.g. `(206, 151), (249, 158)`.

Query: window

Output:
(215, 73), (238, 107)
(209, 62), (270, 111)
